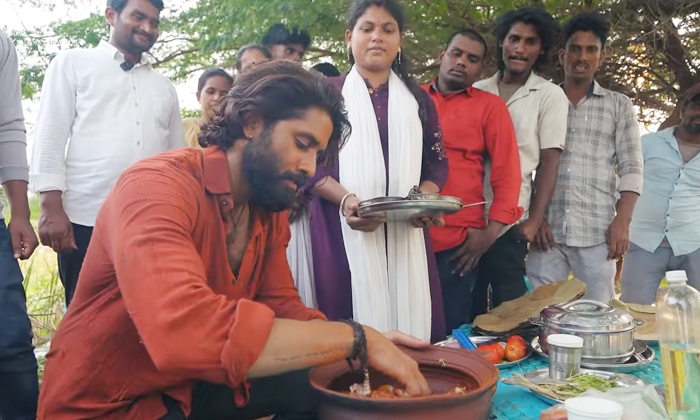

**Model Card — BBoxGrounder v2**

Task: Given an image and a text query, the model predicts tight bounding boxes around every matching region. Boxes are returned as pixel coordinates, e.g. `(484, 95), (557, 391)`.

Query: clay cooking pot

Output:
(309, 346), (499, 420)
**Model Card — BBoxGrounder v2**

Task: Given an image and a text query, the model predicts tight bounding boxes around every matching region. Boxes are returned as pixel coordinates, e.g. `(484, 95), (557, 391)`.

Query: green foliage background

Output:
(9, 0), (700, 127)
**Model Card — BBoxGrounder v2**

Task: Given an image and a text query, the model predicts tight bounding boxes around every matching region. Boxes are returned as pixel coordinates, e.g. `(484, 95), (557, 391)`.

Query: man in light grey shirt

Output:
(30, 0), (184, 306)
(0, 28), (40, 420)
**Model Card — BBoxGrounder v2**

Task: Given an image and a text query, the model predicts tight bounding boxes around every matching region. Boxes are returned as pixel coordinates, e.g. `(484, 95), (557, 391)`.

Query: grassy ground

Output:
(2, 191), (65, 347)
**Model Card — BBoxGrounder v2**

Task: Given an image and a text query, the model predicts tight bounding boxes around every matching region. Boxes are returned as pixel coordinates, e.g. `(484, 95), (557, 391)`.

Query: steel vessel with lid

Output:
(529, 300), (642, 363)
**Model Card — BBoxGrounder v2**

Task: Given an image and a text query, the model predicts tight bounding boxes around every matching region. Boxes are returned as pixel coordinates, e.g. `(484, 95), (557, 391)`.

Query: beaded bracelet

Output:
(339, 319), (368, 371)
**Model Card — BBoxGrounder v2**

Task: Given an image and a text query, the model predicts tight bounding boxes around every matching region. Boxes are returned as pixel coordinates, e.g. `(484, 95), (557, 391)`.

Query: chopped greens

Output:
(503, 373), (620, 401)
(540, 374), (619, 398)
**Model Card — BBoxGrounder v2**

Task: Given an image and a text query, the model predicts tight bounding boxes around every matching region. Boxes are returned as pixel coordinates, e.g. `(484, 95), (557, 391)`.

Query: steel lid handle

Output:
(560, 299), (612, 313)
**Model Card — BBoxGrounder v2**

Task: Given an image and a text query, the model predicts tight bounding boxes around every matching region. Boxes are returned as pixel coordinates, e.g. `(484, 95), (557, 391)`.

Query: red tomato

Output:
(476, 344), (502, 364)
(491, 343), (505, 361)
(505, 341), (527, 362)
(507, 335), (527, 347)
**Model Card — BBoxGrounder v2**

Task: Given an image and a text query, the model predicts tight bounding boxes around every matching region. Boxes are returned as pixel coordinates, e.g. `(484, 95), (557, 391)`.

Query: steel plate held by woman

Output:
(356, 195), (462, 222)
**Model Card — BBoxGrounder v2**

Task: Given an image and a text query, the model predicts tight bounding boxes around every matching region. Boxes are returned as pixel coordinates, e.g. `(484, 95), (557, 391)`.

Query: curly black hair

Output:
(563, 12), (611, 49)
(493, 7), (560, 72)
(199, 60), (350, 168)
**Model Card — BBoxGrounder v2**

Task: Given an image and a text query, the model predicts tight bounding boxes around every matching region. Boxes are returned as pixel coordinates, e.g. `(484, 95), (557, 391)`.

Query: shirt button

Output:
(137, 141), (141, 145)
(571, 128), (576, 132)
(133, 86), (136, 91)
(665, 229), (669, 233)
(135, 103), (139, 107)
(222, 199), (229, 205)
(566, 209), (571, 214)
(136, 121), (140, 125)
(566, 189), (570, 194)
(567, 168), (572, 173)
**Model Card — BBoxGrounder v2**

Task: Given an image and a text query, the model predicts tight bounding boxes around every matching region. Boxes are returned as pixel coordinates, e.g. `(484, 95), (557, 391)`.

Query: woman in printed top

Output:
(304, 0), (449, 343)
(182, 68), (234, 148)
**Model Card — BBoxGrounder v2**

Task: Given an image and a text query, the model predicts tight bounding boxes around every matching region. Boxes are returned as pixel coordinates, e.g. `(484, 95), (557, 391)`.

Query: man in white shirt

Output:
(472, 7), (568, 318)
(30, 0), (185, 306)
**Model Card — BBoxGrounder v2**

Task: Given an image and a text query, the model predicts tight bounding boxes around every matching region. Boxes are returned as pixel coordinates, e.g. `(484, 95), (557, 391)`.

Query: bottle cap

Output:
(666, 270), (688, 284)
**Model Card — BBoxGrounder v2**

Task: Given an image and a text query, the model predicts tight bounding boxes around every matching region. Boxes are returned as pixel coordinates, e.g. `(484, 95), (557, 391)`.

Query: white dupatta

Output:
(287, 210), (317, 308)
(339, 66), (432, 341)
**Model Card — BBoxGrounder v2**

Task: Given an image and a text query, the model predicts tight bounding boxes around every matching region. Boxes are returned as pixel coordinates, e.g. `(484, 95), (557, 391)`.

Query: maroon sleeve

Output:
(419, 88), (448, 189)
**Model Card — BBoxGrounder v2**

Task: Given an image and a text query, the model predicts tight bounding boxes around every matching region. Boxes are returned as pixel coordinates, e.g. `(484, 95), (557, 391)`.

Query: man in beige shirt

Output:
(472, 7), (568, 318)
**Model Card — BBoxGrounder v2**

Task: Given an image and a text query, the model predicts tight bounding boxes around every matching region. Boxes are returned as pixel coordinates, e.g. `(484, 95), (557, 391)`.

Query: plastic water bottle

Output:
(657, 270), (700, 420)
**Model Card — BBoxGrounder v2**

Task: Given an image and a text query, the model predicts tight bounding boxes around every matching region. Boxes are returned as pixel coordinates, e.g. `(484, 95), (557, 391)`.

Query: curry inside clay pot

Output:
(309, 346), (499, 420)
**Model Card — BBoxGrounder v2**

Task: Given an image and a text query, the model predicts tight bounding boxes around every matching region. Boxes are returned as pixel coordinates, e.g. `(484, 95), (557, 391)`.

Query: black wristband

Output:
(340, 319), (368, 371)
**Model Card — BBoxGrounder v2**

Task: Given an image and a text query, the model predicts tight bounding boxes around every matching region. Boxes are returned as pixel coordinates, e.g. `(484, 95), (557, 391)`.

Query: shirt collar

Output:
(483, 71), (546, 94)
(591, 80), (605, 96)
(558, 80), (605, 98)
(662, 126), (681, 147)
(521, 71), (548, 91)
(202, 146), (265, 238)
(202, 147), (232, 195)
(429, 78), (472, 97)
(97, 40), (150, 66)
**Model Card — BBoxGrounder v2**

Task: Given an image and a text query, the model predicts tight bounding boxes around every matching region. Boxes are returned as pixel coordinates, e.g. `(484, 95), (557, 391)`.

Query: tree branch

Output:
(151, 48), (199, 67)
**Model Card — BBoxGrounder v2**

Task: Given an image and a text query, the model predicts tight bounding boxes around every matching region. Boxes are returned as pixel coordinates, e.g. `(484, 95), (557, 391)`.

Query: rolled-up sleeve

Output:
(256, 215), (327, 321)
(29, 52), (76, 193)
(615, 96), (644, 194)
(484, 99), (524, 225)
(105, 168), (275, 389)
(538, 86), (569, 151)
(0, 30), (28, 185)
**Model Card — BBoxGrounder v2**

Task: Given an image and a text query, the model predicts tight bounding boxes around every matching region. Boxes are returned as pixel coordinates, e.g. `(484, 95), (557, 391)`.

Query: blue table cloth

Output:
(457, 326), (664, 419)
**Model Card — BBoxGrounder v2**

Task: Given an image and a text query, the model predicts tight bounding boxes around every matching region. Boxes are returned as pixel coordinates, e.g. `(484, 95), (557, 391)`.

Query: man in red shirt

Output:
(37, 61), (430, 420)
(423, 30), (523, 331)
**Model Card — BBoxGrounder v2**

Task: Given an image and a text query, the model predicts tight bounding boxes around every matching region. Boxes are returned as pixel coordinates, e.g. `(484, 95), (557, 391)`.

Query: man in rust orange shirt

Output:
(423, 30), (523, 331)
(37, 61), (431, 420)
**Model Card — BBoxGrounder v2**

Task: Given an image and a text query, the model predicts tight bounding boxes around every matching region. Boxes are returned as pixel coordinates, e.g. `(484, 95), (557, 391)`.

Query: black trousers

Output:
(0, 221), (39, 420)
(473, 227), (529, 318)
(159, 370), (319, 420)
(435, 247), (479, 332)
(57, 223), (93, 306)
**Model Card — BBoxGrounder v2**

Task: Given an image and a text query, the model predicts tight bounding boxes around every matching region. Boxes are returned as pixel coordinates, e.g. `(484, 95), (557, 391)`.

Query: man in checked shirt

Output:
(527, 13), (644, 303)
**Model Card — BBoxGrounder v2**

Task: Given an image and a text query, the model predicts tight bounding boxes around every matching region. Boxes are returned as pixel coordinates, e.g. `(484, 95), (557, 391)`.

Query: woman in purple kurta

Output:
(303, 0), (448, 342)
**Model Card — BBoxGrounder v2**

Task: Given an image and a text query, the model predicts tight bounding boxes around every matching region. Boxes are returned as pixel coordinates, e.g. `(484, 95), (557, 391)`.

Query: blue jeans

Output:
(0, 221), (39, 420)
